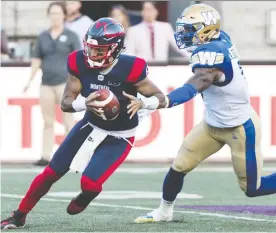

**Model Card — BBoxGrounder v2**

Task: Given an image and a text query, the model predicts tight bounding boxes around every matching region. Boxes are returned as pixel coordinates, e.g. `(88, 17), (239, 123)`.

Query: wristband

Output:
(141, 96), (160, 110)
(72, 96), (87, 112)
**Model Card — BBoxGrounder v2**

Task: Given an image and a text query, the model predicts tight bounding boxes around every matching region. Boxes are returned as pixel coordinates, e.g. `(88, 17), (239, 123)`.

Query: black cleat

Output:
(1, 211), (26, 230)
(33, 159), (49, 166)
(67, 191), (99, 215)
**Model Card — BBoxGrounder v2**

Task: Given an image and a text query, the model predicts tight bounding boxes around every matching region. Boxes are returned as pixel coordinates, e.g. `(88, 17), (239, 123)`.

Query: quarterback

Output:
(1, 18), (167, 229)
(126, 4), (276, 223)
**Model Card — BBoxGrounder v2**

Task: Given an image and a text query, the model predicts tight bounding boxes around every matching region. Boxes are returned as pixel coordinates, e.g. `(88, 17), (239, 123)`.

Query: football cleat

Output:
(1, 211), (26, 230)
(134, 208), (173, 223)
(67, 191), (99, 215)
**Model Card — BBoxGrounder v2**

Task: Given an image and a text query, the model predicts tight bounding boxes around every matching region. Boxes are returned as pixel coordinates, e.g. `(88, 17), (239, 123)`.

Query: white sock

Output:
(159, 198), (174, 212)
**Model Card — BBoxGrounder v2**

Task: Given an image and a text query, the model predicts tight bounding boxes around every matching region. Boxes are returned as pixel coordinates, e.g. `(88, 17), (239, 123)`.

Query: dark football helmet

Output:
(83, 17), (125, 68)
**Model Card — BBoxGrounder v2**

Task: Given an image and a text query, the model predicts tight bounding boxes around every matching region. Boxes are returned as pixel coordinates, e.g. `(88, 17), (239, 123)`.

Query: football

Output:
(95, 89), (120, 120)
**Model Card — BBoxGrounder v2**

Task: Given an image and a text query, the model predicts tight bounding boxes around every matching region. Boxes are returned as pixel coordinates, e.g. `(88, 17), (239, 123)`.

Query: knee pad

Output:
(81, 175), (102, 193)
(172, 162), (186, 173)
(173, 152), (198, 173)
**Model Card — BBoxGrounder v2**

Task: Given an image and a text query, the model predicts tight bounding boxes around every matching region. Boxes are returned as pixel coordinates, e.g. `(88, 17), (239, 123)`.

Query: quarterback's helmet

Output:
(174, 4), (220, 50)
(83, 17), (125, 68)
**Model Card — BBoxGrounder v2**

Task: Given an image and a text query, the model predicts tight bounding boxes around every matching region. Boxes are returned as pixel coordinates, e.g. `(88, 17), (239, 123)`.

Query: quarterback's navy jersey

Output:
(67, 50), (148, 131)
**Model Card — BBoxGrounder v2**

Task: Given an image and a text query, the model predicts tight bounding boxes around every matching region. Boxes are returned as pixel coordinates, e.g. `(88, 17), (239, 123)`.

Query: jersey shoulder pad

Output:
(67, 50), (82, 77)
(118, 54), (148, 83)
(190, 42), (225, 72)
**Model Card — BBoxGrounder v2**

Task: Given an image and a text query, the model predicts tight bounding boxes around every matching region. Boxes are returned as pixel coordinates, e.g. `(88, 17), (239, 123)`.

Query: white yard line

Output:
(1, 167), (275, 174)
(1, 194), (275, 223)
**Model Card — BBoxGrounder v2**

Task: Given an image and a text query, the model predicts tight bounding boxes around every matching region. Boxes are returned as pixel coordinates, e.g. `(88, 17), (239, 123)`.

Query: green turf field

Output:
(1, 164), (276, 232)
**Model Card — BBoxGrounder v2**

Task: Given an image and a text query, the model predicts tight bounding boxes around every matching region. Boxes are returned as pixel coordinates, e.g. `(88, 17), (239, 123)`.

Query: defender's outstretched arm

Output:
(166, 68), (223, 107)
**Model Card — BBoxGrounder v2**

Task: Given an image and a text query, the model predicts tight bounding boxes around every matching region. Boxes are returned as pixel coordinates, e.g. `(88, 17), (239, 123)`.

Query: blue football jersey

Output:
(189, 31), (251, 127)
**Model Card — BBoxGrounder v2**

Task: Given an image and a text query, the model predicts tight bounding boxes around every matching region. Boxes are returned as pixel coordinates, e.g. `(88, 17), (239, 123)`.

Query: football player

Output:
(1, 18), (167, 229)
(125, 4), (276, 223)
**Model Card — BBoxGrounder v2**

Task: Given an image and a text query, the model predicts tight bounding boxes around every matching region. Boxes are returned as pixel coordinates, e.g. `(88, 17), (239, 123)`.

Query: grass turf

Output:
(1, 164), (276, 232)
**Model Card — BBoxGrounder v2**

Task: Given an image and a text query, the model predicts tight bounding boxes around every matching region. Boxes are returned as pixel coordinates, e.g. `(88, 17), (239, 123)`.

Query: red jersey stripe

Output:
(68, 51), (80, 75)
(126, 58), (146, 83)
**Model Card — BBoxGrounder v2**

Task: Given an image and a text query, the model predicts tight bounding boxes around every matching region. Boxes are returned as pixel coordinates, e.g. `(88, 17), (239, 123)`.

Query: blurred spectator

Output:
(23, 1), (81, 166)
(125, 1), (189, 62)
(109, 5), (131, 32)
(65, 1), (93, 47)
(1, 26), (10, 60)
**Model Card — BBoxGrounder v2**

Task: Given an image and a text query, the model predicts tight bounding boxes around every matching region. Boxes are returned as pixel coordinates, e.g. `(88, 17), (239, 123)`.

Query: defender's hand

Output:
(123, 91), (144, 119)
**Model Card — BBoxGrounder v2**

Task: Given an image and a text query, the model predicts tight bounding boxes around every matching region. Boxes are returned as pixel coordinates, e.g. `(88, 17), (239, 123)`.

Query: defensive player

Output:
(124, 4), (276, 223)
(1, 18), (167, 229)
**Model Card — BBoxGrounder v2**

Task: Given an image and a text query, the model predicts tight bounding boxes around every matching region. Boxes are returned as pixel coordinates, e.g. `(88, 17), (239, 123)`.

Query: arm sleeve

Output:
(167, 84), (198, 107)
(67, 51), (80, 78)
